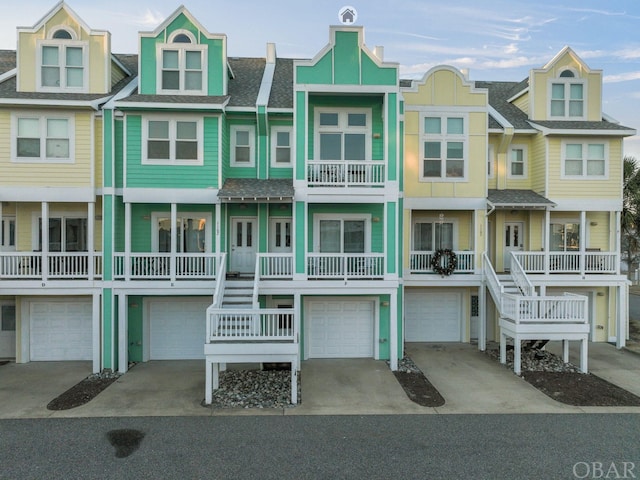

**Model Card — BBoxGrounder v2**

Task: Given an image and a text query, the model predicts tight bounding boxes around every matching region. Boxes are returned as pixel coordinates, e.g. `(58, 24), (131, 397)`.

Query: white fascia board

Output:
(506, 86), (529, 104)
(123, 188), (219, 204)
(549, 198), (622, 211)
(225, 106), (257, 113)
(104, 77), (138, 110)
(110, 55), (132, 77)
(0, 98), (110, 110)
(295, 84), (398, 94)
(488, 105), (513, 130)
(116, 100), (229, 111)
(0, 187), (96, 202)
(529, 122), (636, 137)
(256, 62), (276, 107)
(404, 197), (487, 210)
(0, 68), (17, 84)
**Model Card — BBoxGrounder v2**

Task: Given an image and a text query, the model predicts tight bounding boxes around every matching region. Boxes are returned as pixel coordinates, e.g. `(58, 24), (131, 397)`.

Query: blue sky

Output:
(3, 0), (639, 158)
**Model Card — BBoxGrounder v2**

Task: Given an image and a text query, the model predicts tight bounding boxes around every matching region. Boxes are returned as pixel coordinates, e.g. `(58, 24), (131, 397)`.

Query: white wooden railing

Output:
(512, 251), (618, 274)
(206, 307), (297, 342)
(307, 253), (384, 279)
(211, 253), (227, 309)
(258, 253), (293, 279)
(501, 292), (588, 324)
(509, 252), (535, 296)
(0, 252), (102, 280)
(113, 253), (218, 280)
(483, 253), (503, 309)
(409, 251), (475, 273)
(307, 161), (385, 186)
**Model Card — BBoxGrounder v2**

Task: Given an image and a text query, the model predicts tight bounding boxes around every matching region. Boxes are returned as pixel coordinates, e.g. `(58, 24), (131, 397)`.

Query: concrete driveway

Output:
(1, 343), (639, 418)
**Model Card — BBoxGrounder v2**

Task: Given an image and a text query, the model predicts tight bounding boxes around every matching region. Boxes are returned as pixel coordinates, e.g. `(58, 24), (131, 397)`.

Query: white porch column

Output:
(617, 283), (627, 349)
(124, 203), (131, 280)
(41, 202), (48, 281)
(88, 202), (95, 279)
(580, 210), (586, 275)
(290, 357), (298, 404)
(478, 285), (486, 351)
(92, 292), (101, 373)
(615, 211), (621, 275)
(544, 209), (550, 274)
(389, 290), (398, 371)
(215, 202), (221, 269)
(0, 201), (3, 248)
(170, 203), (177, 282)
(118, 293), (128, 373)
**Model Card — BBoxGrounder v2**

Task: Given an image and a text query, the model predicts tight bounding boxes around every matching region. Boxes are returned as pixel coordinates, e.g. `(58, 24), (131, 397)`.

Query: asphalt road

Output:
(1, 414), (639, 479)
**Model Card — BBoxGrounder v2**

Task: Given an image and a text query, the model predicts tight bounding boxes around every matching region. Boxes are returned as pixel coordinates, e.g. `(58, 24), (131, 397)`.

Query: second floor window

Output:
(509, 146), (527, 178)
(413, 221), (454, 251)
(421, 115), (466, 180)
(144, 118), (201, 165)
(563, 142), (606, 177)
(316, 109), (370, 161)
(39, 28), (86, 91)
(231, 126), (255, 167)
(14, 115), (72, 162)
(271, 127), (292, 167)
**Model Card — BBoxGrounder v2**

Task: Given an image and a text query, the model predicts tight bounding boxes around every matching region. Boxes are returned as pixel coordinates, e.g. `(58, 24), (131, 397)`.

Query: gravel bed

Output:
(486, 347), (581, 373)
(388, 355), (424, 374)
(206, 369), (300, 409)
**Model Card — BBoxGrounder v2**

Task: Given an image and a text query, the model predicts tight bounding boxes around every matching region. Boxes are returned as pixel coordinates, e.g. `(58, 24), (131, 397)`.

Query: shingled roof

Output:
(488, 189), (555, 209)
(218, 178), (294, 201)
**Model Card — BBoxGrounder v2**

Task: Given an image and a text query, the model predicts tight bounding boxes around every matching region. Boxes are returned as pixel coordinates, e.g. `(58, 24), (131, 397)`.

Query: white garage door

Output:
(30, 299), (92, 361)
(405, 290), (462, 342)
(149, 297), (210, 360)
(307, 298), (374, 358)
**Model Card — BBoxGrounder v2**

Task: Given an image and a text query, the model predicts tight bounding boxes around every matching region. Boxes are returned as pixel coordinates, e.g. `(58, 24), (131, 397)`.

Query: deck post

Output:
(500, 331), (507, 364)
(291, 358), (298, 404)
(580, 338), (588, 373)
(562, 339), (569, 364)
(513, 337), (521, 375)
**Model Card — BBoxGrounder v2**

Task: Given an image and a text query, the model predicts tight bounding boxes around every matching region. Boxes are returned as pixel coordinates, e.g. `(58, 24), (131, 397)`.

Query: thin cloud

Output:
(604, 72), (640, 84)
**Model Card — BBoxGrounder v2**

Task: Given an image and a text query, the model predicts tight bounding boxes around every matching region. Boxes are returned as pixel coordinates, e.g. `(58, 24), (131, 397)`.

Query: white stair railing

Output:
(509, 252), (535, 296)
(483, 253), (503, 309)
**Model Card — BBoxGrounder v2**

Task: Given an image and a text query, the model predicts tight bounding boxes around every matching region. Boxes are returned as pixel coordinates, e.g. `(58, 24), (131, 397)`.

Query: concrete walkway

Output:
(1, 343), (639, 418)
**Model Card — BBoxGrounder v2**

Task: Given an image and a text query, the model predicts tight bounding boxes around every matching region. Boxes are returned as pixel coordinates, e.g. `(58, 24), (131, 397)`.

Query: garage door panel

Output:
(149, 298), (209, 360)
(30, 299), (92, 361)
(405, 291), (462, 342)
(308, 299), (374, 358)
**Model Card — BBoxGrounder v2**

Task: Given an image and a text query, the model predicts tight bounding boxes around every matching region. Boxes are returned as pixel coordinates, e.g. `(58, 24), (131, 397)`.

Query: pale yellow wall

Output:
(529, 134), (546, 193)
(530, 51), (602, 122)
(546, 137), (622, 200)
(403, 67), (488, 200)
(0, 110), (94, 187)
(94, 117), (103, 188)
(17, 7), (110, 94)
(15, 201), (102, 251)
(512, 92), (529, 116)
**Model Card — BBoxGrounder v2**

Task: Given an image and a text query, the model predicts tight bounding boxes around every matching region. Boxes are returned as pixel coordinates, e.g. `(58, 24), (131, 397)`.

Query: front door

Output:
(230, 217), (257, 273)
(1, 217), (16, 252)
(504, 222), (524, 270)
(0, 303), (16, 358)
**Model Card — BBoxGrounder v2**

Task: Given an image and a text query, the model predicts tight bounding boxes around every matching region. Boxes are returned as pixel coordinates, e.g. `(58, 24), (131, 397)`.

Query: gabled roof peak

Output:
(139, 4), (226, 41)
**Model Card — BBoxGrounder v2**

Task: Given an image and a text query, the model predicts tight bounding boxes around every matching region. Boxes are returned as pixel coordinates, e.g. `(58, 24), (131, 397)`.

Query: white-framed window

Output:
(37, 27), (87, 92)
(508, 145), (527, 178)
(313, 214), (370, 253)
(151, 212), (211, 253)
(488, 145), (495, 178)
(157, 30), (206, 95)
(549, 70), (585, 119)
(412, 218), (457, 251)
(231, 125), (256, 167)
(33, 215), (88, 252)
(421, 113), (467, 180)
(562, 141), (608, 178)
(12, 114), (74, 163)
(549, 220), (580, 251)
(314, 108), (371, 161)
(143, 116), (202, 165)
(271, 126), (293, 167)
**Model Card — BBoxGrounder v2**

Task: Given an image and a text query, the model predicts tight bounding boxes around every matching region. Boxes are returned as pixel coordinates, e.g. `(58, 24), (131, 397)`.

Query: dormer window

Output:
(550, 69), (585, 119)
(158, 30), (207, 95)
(37, 27), (87, 92)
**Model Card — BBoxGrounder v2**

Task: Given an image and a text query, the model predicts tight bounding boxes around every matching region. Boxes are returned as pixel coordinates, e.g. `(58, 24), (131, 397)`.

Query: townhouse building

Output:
(0, 2), (634, 401)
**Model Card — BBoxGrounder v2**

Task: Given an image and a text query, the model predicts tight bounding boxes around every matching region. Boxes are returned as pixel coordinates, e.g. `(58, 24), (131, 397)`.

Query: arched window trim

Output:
(168, 29), (197, 44)
(47, 26), (77, 41)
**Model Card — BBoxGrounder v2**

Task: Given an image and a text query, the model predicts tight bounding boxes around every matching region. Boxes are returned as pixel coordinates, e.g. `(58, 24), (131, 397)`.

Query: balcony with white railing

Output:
(307, 161), (385, 187)
(0, 252), (103, 280)
(258, 253), (294, 279)
(306, 253), (385, 280)
(206, 308), (298, 343)
(409, 251), (476, 274)
(113, 253), (218, 280)
(512, 251), (618, 275)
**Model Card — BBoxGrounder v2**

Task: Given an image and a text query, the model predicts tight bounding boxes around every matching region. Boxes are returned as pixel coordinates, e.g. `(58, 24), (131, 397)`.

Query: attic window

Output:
(53, 29), (72, 40)
(559, 70), (575, 78)
(173, 34), (192, 44)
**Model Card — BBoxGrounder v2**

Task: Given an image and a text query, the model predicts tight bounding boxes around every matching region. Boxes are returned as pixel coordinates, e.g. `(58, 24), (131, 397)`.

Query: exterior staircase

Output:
(215, 278), (256, 337)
